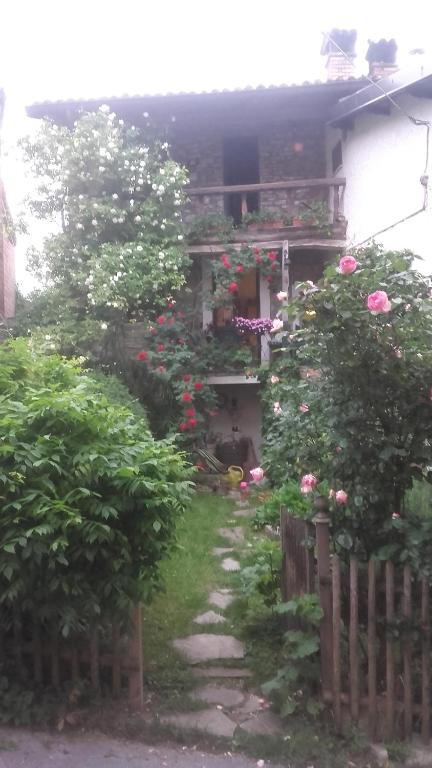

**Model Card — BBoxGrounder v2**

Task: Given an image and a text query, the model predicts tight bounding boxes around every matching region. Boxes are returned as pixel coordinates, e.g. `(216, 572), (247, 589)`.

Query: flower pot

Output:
(261, 219), (284, 230)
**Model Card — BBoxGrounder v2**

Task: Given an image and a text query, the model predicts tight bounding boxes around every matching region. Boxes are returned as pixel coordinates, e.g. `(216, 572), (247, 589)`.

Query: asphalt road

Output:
(0, 728), (269, 768)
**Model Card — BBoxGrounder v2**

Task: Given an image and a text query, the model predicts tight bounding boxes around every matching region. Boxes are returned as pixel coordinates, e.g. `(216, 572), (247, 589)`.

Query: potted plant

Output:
(187, 213), (234, 243)
(241, 210), (285, 231)
(296, 201), (330, 230)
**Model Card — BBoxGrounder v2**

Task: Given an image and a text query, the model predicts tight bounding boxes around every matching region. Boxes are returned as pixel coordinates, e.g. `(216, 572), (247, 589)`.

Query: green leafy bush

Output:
(0, 340), (193, 636)
(252, 481), (310, 529)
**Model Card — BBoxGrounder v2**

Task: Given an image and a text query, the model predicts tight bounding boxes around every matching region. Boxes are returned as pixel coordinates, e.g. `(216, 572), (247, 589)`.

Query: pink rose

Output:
(239, 481), (248, 490)
(367, 290), (392, 314)
(250, 467), (264, 483)
(271, 318), (284, 333)
(392, 512), (400, 519)
(270, 375), (279, 384)
(298, 403), (309, 413)
(338, 255), (357, 274)
(335, 489), (348, 504)
(300, 473), (317, 489)
(300, 484), (313, 495)
(273, 402), (282, 415)
(276, 291), (288, 302)
(335, 446), (342, 454)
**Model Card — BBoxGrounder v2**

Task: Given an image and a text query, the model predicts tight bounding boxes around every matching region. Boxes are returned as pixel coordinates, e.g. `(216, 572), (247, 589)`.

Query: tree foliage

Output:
(0, 340), (193, 635)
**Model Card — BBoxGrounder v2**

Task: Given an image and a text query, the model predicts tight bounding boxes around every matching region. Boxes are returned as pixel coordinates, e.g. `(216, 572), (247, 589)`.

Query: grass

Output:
(142, 492), (238, 706)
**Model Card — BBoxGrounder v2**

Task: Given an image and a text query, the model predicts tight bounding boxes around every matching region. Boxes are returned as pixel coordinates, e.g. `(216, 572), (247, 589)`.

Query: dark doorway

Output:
(223, 137), (259, 225)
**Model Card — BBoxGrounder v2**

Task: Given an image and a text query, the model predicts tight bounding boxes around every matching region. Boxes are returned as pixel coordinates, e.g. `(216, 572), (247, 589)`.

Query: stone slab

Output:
(235, 694), (264, 717)
(233, 508), (255, 518)
(239, 710), (283, 736)
(191, 685), (245, 708)
(218, 527), (245, 545)
(160, 709), (236, 739)
(191, 666), (252, 679)
(173, 634), (244, 664)
(212, 547), (234, 556)
(209, 590), (234, 610)
(221, 558), (240, 572)
(194, 610), (227, 625)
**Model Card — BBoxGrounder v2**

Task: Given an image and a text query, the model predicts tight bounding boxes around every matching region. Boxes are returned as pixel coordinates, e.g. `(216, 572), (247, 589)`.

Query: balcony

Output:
(185, 177), (347, 251)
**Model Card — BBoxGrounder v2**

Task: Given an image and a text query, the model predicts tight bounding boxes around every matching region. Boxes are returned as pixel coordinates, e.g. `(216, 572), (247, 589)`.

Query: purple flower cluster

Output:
(232, 317), (274, 335)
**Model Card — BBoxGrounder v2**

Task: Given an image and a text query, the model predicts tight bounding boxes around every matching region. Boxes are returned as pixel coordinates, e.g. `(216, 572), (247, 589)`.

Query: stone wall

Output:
(171, 120), (327, 222)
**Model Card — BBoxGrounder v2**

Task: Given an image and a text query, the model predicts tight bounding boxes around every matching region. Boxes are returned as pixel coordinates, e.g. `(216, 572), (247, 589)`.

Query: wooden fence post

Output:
(349, 556), (359, 723)
(368, 559), (378, 740)
(332, 554), (342, 733)
(313, 496), (333, 696)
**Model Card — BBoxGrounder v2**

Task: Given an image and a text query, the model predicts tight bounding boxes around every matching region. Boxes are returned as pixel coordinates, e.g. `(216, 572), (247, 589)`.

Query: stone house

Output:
(27, 31), (432, 465)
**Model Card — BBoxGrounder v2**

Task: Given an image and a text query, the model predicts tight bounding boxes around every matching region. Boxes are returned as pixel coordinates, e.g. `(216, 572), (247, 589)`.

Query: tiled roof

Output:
(27, 78), (367, 110)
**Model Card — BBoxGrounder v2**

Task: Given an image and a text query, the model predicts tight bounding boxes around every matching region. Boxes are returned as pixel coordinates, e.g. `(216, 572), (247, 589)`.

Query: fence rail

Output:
(281, 501), (432, 743)
(0, 605), (143, 708)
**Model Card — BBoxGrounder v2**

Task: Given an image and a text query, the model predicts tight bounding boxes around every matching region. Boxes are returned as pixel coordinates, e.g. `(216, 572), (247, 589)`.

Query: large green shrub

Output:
(0, 340), (193, 635)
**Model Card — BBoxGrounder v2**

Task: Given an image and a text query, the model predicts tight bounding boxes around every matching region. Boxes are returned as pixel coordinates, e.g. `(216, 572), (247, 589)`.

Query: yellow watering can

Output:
(225, 465), (244, 488)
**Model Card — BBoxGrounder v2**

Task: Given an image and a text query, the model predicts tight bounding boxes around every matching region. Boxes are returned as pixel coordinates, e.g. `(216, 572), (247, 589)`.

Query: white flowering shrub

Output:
(20, 107), (190, 323)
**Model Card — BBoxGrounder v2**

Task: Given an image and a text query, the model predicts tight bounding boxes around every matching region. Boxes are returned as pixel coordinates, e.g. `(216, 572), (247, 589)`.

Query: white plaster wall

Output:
(326, 94), (432, 273)
(209, 384), (262, 459)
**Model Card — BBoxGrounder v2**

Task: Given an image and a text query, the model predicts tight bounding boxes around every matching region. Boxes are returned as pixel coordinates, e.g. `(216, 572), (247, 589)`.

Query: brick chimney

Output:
(366, 39), (398, 80)
(321, 29), (357, 81)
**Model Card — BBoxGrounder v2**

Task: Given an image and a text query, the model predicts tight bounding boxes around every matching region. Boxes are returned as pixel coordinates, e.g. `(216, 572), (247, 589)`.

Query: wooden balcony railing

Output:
(188, 177), (346, 223)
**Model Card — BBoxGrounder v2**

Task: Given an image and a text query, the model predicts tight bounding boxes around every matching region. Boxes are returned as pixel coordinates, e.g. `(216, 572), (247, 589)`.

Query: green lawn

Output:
(142, 492), (237, 701)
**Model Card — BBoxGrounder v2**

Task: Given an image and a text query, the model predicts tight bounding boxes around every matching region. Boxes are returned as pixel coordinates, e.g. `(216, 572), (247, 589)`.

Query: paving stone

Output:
(191, 666), (252, 679)
(239, 710), (284, 736)
(160, 709), (236, 739)
(233, 508), (255, 518)
(217, 527), (245, 545)
(209, 590), (234, 610)
(173, 634), (244, 664)
(370, 744), (389, 768)
(194, 610), (227, 625)
(221, 557), (240, 572)
(212, 547), (234, 556)
(235, 694), (264, 717)
(191, 685), (245, 708)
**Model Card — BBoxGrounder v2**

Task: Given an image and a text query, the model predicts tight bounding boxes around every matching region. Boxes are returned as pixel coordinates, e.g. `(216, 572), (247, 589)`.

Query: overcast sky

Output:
(1, 0), (430, 287)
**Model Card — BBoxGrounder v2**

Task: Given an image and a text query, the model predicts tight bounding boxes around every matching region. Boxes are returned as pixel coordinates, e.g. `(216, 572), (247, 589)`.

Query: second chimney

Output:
(366, 39), (398, 79)
(321, 29), (357, 81)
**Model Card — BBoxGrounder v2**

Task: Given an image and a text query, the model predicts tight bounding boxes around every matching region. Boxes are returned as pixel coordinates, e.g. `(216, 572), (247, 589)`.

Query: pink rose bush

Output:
(270, 375), (279, 384)
(300, 473), (317, 494)
(367, 290), (391, 314)
(338, 255), (357, 274)
(273, 402), (282, 415)
(276, 291), (288, 302)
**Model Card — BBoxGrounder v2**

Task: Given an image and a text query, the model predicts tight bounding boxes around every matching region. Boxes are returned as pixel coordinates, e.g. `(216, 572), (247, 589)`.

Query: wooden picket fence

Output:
(0, 604), (144, 708)
(281, 502), (432, 742)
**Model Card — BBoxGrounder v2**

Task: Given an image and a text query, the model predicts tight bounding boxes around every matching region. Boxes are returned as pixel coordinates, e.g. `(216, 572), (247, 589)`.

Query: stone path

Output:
(166, 501), (284, 743)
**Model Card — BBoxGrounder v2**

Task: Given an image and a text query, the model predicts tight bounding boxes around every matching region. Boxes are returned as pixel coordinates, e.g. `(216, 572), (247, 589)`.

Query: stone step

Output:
(172, 633), (244, 664)
(209, 590), (235, 610)
(191, 684), (245, 708)
(191, 666), (252, 680)
(193, 610), (227, 625)
(217, 527), (245, 545)
(233, 508), (256, 518)
(159, 709), (236, 739)
(212, 547), (234, 556)
(221, 557), (240, 572)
